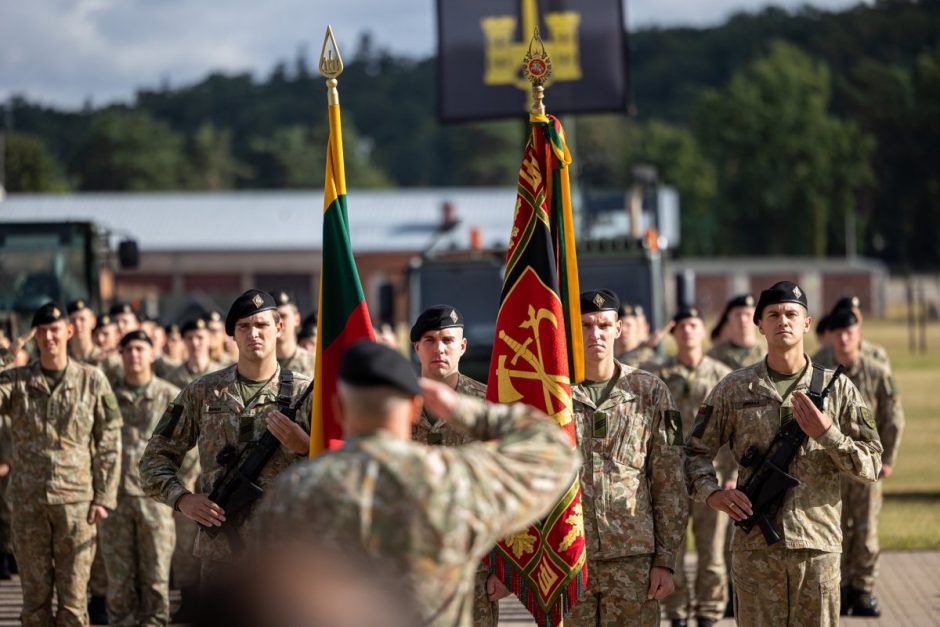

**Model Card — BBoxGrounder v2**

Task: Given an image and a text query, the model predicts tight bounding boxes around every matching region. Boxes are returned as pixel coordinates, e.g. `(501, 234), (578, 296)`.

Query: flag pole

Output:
(522, 26), (552, 117)
(320, 25), (344, 104)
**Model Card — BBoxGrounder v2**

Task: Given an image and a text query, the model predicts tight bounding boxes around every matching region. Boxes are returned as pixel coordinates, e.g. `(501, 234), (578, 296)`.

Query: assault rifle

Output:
(200, 377), (313, 550)
(734, 364), (844, 545)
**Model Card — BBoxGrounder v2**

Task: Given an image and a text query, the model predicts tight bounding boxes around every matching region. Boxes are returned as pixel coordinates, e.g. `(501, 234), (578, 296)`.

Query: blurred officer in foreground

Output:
(139, 290), (311, 580)
(100, 331), (179, 626)
(646, 308), (733, 627)
(409, 305), (498, 624)
(826, 308), (904, 617)
(0, 302), (122, 626)
(256, 340), (580, 627)
(566, 290), (686, 627)
(273, 291), (315, 378)
(685, 281), (883, 627)
(707, 294), (764, 371)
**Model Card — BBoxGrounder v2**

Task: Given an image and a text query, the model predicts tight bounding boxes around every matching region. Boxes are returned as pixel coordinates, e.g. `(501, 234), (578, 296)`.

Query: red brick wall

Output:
(750, 273), (800, 296)
(695, 275), (731, 318)
(822, 274), (873, 313)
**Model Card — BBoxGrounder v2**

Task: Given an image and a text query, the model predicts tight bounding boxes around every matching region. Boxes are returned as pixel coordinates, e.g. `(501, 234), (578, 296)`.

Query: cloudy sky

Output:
(1, 0), (861, 109)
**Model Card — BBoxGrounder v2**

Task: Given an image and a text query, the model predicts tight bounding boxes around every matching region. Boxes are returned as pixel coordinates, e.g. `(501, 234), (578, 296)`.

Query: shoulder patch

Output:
(858, 405), (876, 431)
(103, 393), (119, 410)
(153, 403), (185, 438)
(690, 404), (714, 440)
(664, 409), (683, 445)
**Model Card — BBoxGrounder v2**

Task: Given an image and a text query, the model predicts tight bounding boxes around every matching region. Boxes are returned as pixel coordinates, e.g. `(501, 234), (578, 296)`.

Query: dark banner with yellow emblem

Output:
(436, 0), (628, 121)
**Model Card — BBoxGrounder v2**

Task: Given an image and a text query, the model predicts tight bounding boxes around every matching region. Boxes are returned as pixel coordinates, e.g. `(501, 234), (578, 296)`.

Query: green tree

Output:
(696, 41), (873, 256)
(185, 123), (250, 190)
(2, 131), (70, 192)
(75, 109), (186, 190)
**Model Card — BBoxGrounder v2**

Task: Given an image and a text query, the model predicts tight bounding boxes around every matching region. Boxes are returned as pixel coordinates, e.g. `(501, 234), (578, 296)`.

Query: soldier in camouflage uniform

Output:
(274, 291), (316, 378)
(615, 303), (662, 368)
(98, 302), (143, 387)
(825, 308), (904, 617)
(255, 340), (581, 627)
(409, 305), (497, 624)
(297, 312), (317, 354)
(812, 296), (892, 373)
(707, 294), (764, 371)
(566, 290), (687, 627)
(140, 290), (312, 581)
(0, 302), (122, 627)
(206, 310), (237, 367)
(67, 299), (105, 364)
(94, 312), (120, 352)
(100, 330), (180, 626)
(165, 318), (221, 389)
(685, 282), (884, 627)
(163, 323), (185, 366)
(645, 308), (732, 627)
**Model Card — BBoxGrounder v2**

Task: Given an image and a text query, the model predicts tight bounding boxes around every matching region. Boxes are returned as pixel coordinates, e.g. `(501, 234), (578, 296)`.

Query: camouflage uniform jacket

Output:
(153, 355), (181, 380)
(99, 351), (125, 386)
(616, 345), (657, 369)
(706, 340), (765, 371)
(0, 359), (122, 509)
(139, 364), (312, 560)
(257, 396), (581, 627)
(412, 374), (487, 446)
(571, 361), (688, 570)
(164, 360), (223, 389)
(684, 356), (884, 553)
(647, 355), (737, 481)
(69, 343), (106, 365)
(278, 346), (316, 379)
(842, 356), (904, 466)
(112, 376), (180, 496)
(813, 339), (892, 373)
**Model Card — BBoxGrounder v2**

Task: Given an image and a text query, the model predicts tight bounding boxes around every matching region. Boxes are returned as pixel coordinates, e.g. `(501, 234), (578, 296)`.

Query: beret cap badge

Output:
(252, 294), (264, 308)
(592, 293), (605, 309)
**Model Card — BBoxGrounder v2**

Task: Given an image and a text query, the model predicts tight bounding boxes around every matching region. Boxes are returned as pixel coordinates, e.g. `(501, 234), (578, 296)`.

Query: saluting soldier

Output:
(0, 302), (122, 627)
(139, 290), (312, 580)
(813, 296), (892, 373)
(67, 299), (104, 364)
(409, 305), (497, 624)
(707, 294), (764, 371)
(825, 308), (904, 617)
(100, 330), (180, 626)
(685, 281), (883, 627)
(256, 340), (581, 627)
(566, 290), (687, 627)
(645, 308), (733, 627)
(273, 291), (316, 378)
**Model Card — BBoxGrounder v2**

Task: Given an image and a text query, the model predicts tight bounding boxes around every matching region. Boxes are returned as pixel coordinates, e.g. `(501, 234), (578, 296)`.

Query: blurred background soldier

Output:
(94, 313), (120, 352)
(163, 323), (185, 366)
(814, 296), (892, 373)
(256, 340), (580, 627)
(0, 302), (122, 627)
(297, 312), (317, 354)
(826, 308), (905, 617)
(409, 305), (497, 625)
(273, 291), (315, 378)
(140, 290), (311, 582)
(685, 282), (883, 627)
(100, 330), (179, 626)
(567, 290), (687, 627)
(206, 310), (236, 367)
(646, 308), (733, 627)
(67, 299), (103, 364)
(99, 302), (142, 385)
(165, 318), (220, 389)
(707, 295), (764, 371)
(144, 316), (178, 379)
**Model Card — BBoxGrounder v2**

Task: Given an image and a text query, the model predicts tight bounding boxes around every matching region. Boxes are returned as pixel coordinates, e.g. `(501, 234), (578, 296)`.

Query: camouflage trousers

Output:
(0, 473), (10, 553)
(841, 477), (883, 592)
(565, 556), (659, 627)
(11, 500), (96, 627)
(99, 496), (176, 627)
(172, 514), (201, 589)
(663, 498), (729, 621)
(473, 568), (499, 627)
(732, 546), (840, 627)
(89, 540), (108, 596)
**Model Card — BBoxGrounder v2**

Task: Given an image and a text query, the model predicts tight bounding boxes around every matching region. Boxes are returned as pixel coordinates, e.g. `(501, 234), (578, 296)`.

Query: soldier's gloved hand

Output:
(791, 390), (833, 439)
(420, 378), (458, 420)
(486, 574), (511, 602)
(266, 410), (310, 455)
(179, 494), (226, 527)
(647, 566), (674, 600)
(706, 489), (753, 521)
(87, 504), (109, 525)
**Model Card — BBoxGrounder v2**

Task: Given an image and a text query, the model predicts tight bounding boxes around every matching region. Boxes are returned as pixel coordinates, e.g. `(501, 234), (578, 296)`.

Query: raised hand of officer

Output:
(265, 410), (310, 455)
(647, 566), (675, 600)
(707, 488), (753, 522)
(178, 494), (226, 527)
(791, 390), (832, 439)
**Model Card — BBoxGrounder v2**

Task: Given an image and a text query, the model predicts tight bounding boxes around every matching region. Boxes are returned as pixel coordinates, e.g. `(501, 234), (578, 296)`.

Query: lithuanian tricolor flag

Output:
(308, 96), (375, 457)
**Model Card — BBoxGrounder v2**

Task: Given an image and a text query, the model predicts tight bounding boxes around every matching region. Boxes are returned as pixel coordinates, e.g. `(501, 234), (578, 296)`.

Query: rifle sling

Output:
(809, 362), (825, 399)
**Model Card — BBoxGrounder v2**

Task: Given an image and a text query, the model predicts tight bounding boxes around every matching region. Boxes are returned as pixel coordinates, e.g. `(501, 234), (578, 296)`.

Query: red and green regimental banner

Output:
(486, 113), (585, 626)
(309, 101), (375, 457)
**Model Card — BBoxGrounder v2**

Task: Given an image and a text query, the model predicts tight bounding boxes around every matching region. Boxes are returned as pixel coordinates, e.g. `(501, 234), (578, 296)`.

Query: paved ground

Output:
(0, 551), (935, 625)
(496, 551), (940, 626)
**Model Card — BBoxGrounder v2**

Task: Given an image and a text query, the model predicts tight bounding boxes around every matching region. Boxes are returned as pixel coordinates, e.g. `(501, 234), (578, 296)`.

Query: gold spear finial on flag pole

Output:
(521, 26), (553, 116)
(319, 25), (344, 106)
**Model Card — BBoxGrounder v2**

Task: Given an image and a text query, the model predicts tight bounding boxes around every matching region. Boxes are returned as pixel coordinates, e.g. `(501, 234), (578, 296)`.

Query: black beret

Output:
(207, 310), (224, 323)
(67, 299), (92, 315)
(180, 318), (208, 335)
(726, 294), (756, 311)
(32, 302), (67, 328)
(580, 289), (620, 314)
(95, 314), (114, 329)
(225, 290), (277, 335)
(274, 291), (295, 307)
(710, 313), (727, 342)
(832, 295), (861, 313)
(410, 305), (464, 343)
(671, 307), (702, 329)
(827, 308), (859, 331)
(109, 301), (138, 318)
(164, 323), (181, 336)
(618, 303), (637, 318)
(815, 314), (830, 336)
(754, 281), (808, 324)
(299, 313), (318, 340)
(119, 330), (152, 348)
(340, 340), (421, 396)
